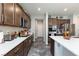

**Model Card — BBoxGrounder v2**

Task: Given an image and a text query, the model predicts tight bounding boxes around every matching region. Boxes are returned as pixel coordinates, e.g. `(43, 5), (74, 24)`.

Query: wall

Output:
(0, 26), (23, 34)
(73, 14), (79, 36)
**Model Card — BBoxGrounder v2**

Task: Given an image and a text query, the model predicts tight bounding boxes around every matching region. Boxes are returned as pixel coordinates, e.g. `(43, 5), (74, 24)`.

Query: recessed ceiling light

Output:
(64, 8), (68, 11)
(37, 8), (41, 11)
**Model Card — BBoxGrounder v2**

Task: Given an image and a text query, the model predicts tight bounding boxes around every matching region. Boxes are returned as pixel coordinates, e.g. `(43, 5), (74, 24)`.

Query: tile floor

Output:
(28, 37), (52, 56)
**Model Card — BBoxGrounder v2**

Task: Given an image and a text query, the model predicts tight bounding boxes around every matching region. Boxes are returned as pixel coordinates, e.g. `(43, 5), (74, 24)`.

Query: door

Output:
(0, 4), (2, 24)
(35, 20), (43, 38)
(3, 3), (14, 25)
(48, 18), (52, 26)
(14, 4), (22, 26)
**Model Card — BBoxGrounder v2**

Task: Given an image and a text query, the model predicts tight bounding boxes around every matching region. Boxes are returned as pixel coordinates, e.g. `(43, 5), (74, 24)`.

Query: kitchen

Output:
(0, 3), (79, 56)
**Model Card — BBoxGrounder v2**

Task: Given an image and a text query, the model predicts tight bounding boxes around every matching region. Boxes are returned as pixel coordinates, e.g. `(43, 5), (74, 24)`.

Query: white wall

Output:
(0, 26), (24, 34)
(73, 14), (79, 36)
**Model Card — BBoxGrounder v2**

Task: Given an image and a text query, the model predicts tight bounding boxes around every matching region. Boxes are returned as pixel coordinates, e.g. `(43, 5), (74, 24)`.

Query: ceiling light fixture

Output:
(37, 8), (41, 11)
(64, 8), (68, 11)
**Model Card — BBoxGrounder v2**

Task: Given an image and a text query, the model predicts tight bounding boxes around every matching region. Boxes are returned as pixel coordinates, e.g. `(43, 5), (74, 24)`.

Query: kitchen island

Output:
(0, 33), (33, 56)
(50, 36), (79, 56)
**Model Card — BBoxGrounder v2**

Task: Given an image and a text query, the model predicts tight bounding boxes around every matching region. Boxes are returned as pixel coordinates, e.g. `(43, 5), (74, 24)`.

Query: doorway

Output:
(35, 19), (44, 40)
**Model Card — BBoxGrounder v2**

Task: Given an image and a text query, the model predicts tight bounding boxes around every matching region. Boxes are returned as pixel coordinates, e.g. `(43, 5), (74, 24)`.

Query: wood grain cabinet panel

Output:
(14, 4), (22, 26)
(49, 37), (54, 56)
(0, 4), (3, 24)
(24, 39), (29, 56)
(25, 15), (29, 28)
(23, 13), (27, 27)
(52, 18), (58, 25)
(22, 12), (31, 28)
(24, 35), (33, 56)
(5, 35), (33, 56)
(48, 18), (53, 25)
(25, 15), (31, 28)
(27, 16), (31, 29)
(3, 3), (14, 25)
(48, 18), (58, 25)
(0, 3), (31, 28)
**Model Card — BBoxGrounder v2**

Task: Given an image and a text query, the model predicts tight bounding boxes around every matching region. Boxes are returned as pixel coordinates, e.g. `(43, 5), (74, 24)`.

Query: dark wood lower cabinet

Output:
(5, 35), (33, 56)
(49, 37), (54, 56)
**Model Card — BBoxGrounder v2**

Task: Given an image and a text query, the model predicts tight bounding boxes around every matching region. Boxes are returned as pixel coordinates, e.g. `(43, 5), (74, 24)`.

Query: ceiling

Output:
(20, 3), (79, 16)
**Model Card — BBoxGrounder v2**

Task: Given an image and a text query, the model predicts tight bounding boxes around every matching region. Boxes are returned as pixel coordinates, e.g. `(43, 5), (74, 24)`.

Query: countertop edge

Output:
(0, 33), (33, 56)
(49, 36), (79, 56)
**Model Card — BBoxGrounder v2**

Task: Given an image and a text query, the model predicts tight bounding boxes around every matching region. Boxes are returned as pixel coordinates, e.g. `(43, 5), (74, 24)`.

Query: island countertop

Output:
(50, 36), (79, 56)
(0, 33), (33, 56)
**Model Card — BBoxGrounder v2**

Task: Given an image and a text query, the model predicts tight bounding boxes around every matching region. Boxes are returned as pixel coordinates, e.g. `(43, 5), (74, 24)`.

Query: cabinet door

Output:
(52, 18), (58, 25)
(27, 16), (31, 29)
(50, 38), (54, 56)
(48, 18), (52, 25)
(14, 4), (22, 26)
(23, 13), (27, 27)
(0, 4), (3, 24)
(15, 42), (24, 56)
(24, 39), (29, 56)
(24, 15), (30, 28)
(3, 3), (14, 25)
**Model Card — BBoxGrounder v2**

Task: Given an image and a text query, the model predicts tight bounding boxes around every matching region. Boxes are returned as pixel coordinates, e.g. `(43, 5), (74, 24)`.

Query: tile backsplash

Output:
(0, 26), (24, 34)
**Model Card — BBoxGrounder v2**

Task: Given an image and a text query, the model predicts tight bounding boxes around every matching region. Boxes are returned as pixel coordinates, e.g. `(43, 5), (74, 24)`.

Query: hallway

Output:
(28, 37), (52, 56)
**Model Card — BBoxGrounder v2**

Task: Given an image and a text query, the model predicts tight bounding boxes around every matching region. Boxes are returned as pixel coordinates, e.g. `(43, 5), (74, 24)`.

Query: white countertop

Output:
(0, 34), (32, 56)
(50, 36), (79, 56)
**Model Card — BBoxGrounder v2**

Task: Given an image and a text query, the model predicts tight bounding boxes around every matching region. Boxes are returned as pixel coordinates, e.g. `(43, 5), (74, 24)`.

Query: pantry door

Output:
(35, 19), (43, 38)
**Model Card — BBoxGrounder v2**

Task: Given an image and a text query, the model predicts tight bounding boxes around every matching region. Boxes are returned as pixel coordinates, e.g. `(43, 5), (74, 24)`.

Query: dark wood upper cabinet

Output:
(24, 14), (29, 28)
(3, 3), (14, 25)
(0, 3), (31, 28)
(52, 18), (58, 25)
(27, 16), (31, 29)
(48, 18), (58, 25)
(48, 18), (53, 26)
(14, 4), (22, 26)
(48, 18), (70, 26)
(0, 4), (3, 24)
(21, 12), (29, 28)
(24, 14), (31, 28)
